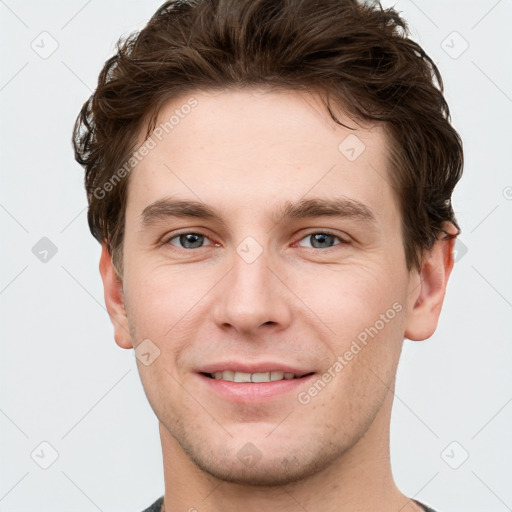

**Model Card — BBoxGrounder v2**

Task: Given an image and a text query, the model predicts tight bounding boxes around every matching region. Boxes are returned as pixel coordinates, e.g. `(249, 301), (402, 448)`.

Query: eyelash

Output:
(162, 230), (351, 251)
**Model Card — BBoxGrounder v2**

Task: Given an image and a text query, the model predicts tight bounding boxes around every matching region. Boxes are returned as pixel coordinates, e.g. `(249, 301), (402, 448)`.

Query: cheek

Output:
(291, 261), (405, 337)
(124, 261), (212, 339)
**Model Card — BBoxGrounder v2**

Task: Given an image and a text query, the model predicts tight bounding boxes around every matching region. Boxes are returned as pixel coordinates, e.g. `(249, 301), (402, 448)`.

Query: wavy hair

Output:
(73, 0), (463, 275)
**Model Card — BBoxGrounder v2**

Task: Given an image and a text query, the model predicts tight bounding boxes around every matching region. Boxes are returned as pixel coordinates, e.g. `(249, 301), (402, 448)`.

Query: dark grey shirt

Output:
(141, 495), (439, 511)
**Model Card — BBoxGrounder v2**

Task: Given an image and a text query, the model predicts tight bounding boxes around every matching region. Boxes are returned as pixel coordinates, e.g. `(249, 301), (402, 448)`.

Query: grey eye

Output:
(168, 233), (210, 249)
(298, 233), (341, 249)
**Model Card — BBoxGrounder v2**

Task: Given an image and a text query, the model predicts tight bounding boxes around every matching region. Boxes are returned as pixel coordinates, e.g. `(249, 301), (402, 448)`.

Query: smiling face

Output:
(100, 87), (447, 487)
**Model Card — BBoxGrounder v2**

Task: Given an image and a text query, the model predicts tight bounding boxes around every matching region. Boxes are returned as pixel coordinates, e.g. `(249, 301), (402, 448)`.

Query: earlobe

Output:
(404, 227), (457, 341)
(98, 243), (133, 349)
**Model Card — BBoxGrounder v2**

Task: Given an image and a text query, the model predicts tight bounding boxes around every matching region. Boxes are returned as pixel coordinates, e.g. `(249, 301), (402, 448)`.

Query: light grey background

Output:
(1, 1), (511, 510)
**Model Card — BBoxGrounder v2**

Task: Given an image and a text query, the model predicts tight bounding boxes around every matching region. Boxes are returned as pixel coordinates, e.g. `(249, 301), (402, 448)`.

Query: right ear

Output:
(98, 243), (133, 349)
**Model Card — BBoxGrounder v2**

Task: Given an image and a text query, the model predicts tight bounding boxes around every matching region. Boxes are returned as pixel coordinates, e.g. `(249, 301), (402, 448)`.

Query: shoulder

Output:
(414, 499), (439, 512)
(140, 496), (164, 512)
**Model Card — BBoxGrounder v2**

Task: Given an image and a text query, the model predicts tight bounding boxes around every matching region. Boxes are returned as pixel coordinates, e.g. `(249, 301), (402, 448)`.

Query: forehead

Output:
(127, 88), (397, 227)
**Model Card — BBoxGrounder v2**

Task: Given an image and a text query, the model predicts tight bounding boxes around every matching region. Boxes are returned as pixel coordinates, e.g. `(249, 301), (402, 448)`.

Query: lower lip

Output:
(197, 373), (316, 403)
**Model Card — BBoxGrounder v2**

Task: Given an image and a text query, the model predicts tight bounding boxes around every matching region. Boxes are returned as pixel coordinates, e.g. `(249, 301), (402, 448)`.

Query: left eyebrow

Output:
(275, 197), (377, 226)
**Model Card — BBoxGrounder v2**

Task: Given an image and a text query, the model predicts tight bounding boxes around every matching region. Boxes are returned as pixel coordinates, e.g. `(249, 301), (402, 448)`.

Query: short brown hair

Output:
(72, 0), (463, 275)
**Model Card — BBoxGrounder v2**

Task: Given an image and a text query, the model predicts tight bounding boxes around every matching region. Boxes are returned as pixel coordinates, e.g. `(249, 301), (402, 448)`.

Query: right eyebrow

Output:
(139, 199), (222, 228)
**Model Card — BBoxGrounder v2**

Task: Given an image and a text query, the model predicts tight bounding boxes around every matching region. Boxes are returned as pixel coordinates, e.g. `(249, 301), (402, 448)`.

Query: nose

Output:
(211, 247), (293, 336)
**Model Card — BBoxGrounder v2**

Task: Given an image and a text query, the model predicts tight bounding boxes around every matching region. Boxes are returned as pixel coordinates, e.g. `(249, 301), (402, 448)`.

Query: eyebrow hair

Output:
(277, 197), (376, 225)
(139, 196), (377, 228)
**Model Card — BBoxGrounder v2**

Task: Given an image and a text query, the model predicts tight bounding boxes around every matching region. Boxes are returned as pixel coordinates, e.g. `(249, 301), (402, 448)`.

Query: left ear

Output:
(404, 223), (458, 341)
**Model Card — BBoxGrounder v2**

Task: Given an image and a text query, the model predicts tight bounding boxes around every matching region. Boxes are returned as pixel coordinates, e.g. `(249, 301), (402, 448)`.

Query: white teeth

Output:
(234, 371), (252, 382)
(222, 370), (235, 381)
(211, 370), (299, 382)
(251, 372), (270, 383)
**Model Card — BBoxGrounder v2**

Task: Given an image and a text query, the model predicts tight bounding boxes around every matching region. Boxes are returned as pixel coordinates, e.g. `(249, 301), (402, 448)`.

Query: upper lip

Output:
(197, 362), (314, 377)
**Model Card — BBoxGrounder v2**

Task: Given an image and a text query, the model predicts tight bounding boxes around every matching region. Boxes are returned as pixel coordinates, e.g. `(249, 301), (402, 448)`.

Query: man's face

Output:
(114, 88), (422, 485)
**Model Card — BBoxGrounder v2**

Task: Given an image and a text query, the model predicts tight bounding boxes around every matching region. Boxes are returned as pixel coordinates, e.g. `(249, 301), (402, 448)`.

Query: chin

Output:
(175, 426), (344, 487)
(189, 450), (329, 487)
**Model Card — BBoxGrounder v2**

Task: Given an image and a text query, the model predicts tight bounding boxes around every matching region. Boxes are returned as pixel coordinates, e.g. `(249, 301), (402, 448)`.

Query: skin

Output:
(99, 88), (456, 512)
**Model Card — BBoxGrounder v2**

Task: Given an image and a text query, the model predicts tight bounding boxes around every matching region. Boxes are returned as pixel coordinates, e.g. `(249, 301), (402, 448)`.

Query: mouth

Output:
(200, 370), (315, 383)
(197, 367), (317, 403)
